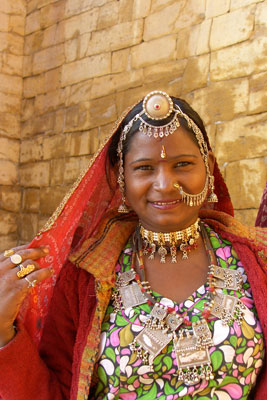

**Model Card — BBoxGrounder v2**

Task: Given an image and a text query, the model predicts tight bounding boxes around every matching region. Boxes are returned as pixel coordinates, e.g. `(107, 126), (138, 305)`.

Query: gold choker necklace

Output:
(139, 219), (200, 262)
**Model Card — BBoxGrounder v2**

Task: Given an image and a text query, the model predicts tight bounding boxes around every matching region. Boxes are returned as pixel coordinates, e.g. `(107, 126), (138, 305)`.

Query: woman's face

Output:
(124, 126), (214, 232)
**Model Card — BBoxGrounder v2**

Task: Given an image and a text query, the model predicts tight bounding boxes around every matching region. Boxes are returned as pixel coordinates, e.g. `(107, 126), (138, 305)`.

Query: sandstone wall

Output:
(0, 0), (25, 251)
(0, 0), (266, 250)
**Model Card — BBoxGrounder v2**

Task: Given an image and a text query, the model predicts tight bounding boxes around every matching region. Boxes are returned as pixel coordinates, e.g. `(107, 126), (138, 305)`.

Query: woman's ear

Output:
(208, 151), (215, 175)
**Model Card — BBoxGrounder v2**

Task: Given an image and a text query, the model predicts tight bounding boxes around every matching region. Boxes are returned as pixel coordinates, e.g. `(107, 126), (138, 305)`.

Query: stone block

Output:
(43, 134), (71, 160)
(19, 213), (38, 242)
(20, 137), (44, 163)
(63, 156), (83, 184)
(210, 37), (267, 81)
(0, 210), (17, 235)
(66, 81), (92, 106)
(118, 0), (134, 23)
(65, 37), (79, 63)
(0, 138), (20, 162)
(234, 209), (259, 227)
(22, 98), (35, 122)
(9, 15), (25, 36)
(33, 44), (64, 74)
(88, 95), (117, 129)
(215, 113), (267, 164)
(131, 35), (176, 69)
(53, 109), (66, 134)
(97, 2), (119, 30)
(0, 32), (24, 56)
(65, 0), (107, 17)
(80, 20), (143, 57)
(0, 160), (17, 185)
(40, 186), (67, 214)
(249, 71), (267, 114)
(24, 31), (43, 56)
(231, 0), (264, 10)
(196, 19), (212, 55)
(63, 7), (99, 41)
(151, 0), (182, 13)
(42, 23), (65, 48)
(206, 125), (216, 151)
(1, 53), (23, 76)
(210, 6), (254, 51)
(111, 48), (130, 74)
(22, 188), (40, 212)
(0, 186), (21, 212)
(0, 12), (9, 32)
(62, 53), (111, 87)
(176, 25), (201, 59)
(144, 0), (205, 41)
(23, 55), (32, 77)
(0, 0), (25, 15)
(98, 121), (117, 143)
(255, 1), (267, 25)
(34, 89), (66, 115)
(91, 70), (143, 99)
(23, 74), (45, 98)
(40, 0), (65, 28)
(20, 162), (50, 187)
(65, 103), (91, 132)
(50, 158), (64, 185)
(133, 0), (151, 19)
(0, 92), (20, 113)
(69, 129), (99, 156)
(185, 78), (249, 125)
(225, 158), (266, 209)
(25, 10), (40, 35)
(0, 112), (20, 138)
(44, 68), (60, 92)
(143, 60), (186, 83)
(206, 0), (230, 17)
(0, 235), (17, 253)
(181, 54), (209, 94)
(0, 73), (22, 96)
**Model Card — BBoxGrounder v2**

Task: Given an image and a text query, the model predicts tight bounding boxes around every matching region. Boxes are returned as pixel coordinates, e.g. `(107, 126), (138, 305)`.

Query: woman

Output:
(0, 91), (266, 400)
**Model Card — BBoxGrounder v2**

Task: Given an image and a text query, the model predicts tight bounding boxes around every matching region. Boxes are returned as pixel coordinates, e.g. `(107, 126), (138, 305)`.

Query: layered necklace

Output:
(112, 222), (246, 386)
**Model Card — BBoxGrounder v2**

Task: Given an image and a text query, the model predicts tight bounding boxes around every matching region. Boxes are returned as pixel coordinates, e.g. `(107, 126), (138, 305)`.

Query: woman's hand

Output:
(0, 244), (53, 346)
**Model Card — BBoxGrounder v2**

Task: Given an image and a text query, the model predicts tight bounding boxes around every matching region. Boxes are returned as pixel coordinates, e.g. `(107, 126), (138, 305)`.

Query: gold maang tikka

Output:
(117, 91), (218, 212)
(160, 145), (166, 159)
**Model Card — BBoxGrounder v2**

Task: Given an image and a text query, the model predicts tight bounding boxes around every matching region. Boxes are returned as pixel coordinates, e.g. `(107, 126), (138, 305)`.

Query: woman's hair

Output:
(105, 96), (210, 187)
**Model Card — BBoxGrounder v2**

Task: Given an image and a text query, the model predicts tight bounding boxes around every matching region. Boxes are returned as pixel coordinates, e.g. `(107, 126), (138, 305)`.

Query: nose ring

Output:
(173, 183), (183, 195)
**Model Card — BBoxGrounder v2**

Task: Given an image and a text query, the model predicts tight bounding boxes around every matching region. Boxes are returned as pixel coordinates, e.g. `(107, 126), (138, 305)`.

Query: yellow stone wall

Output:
(0, 0), (266, 250)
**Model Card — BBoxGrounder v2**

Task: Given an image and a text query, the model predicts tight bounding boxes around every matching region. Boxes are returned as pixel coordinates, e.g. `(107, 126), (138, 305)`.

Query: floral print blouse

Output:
(90, 226), (264, 400)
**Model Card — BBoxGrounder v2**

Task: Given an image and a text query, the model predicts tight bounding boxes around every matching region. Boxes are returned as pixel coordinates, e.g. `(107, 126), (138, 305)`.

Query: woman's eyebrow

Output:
(130, 154), (198, 164)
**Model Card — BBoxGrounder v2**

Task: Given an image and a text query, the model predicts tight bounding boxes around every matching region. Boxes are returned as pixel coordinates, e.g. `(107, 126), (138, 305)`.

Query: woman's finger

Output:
(0, 247), (50, 272)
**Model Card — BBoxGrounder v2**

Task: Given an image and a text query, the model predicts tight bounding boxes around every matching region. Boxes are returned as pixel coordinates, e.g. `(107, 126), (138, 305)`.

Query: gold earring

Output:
(207, 175), (218, 203)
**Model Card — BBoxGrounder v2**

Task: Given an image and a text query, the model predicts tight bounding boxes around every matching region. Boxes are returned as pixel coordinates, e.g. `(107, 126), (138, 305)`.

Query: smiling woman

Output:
(0, 91), (266, 400)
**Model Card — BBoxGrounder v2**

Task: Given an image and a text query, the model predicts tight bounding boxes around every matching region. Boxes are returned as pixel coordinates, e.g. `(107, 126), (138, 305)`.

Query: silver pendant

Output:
(210, 293), (246, 325)
(211, 265), (243, 291)
(145, 303), (168, 330)
(116, 269), (136, 287)
(158, 246), (167, 263)
(131, 327), (172, 367)
(119, 282), (147, 309)
(165, 313), (183, 331)
(192, 319), (213, 348)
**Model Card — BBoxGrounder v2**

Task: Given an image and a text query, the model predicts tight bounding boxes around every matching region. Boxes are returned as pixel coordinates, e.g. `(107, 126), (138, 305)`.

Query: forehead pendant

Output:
(160, 145), (167, 159)
(138, 91), (180, 138)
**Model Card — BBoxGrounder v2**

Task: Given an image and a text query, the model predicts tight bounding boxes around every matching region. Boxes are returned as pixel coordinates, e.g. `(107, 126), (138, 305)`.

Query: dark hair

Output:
(105, 96), (210, 187)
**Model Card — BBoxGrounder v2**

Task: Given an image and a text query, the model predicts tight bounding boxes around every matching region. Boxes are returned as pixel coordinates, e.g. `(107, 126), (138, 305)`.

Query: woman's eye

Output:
(175, 161), (191, 167)
(134, 165), (153, 171)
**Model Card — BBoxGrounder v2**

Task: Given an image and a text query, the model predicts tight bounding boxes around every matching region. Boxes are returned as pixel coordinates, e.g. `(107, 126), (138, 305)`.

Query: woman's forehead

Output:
(126, 127), (201, 160)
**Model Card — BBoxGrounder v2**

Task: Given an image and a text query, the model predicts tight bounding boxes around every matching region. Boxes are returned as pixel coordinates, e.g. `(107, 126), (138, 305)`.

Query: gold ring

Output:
(173, 183), (180, 189)
(10, 254), (23, 265)
(4, 249), (15, 257)
(24, 277), (37, 288)
(17, 264), (35, 279)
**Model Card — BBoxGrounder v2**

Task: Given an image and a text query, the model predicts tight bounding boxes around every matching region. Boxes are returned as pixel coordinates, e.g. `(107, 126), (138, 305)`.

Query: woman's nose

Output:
(153, 168), (175, 192)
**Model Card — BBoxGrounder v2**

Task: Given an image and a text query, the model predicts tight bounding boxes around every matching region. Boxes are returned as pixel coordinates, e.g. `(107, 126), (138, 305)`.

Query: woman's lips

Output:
(149, 199), (182, 210)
